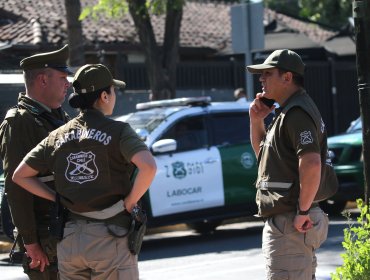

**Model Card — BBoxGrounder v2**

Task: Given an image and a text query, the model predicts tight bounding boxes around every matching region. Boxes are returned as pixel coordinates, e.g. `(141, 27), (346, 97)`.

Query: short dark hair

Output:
(24, 68), (51, 88)
(69, 86), (112, 110)
(278, 68), (304, 87)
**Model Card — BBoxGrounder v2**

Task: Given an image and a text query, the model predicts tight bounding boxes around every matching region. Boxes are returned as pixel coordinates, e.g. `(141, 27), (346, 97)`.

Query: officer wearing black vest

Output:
(0, 45), (71, 279)
(12, 64), (157, 280)
(247, 49), (329, 280)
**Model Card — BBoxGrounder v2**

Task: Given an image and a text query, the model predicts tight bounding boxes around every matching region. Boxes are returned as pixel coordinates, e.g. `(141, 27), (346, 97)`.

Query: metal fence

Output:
(0, 60), (359, 136)
(119, 60), (359, 135)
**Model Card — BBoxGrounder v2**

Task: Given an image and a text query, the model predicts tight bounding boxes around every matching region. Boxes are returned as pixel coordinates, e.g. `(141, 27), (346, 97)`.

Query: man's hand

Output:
(249, 93), (275, 121)
(249, 93), (275, 156)
(294, 214), (313, 233)
(24, 243), (49, 272)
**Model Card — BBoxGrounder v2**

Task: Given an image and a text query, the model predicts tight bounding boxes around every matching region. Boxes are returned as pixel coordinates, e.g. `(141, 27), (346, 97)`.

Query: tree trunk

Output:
(128, 0), (183, 100)
(162, 0), (183, 99)
(64, 0), (85, 67)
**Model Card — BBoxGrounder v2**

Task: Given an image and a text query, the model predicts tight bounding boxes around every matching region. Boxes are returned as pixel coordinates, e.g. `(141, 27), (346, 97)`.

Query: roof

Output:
(323, 36), (355, 57)
(264, 9), (336, 44)
(0, 1), (231, 52)
(0, 1), (352, 56)
(263, 9), (354, 56)
(264, 32), (320, 51)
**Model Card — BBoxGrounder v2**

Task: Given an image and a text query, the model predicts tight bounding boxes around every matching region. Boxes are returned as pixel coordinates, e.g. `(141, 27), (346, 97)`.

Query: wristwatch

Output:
(297, 207), (310, 215)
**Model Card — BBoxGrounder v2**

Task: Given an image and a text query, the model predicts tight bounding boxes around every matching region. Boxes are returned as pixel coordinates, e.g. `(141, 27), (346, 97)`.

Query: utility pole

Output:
(353, 0), (370, 205)
(231, 1), (264, 100)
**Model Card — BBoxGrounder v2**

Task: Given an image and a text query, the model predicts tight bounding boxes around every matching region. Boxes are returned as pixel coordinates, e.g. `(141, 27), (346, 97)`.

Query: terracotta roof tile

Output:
(0, 1), (338, 52)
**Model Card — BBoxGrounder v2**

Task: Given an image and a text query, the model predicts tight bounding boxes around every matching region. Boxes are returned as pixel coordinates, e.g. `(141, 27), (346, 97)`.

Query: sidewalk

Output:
(0, 237), (13, 264)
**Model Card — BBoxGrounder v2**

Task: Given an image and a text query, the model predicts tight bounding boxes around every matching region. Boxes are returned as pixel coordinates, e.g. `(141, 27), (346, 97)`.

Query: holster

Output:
(128, 205), (147, 255)
(48, 193), (68, 241)
(128, 220), (146, 255)
(106, 204), (147, 255)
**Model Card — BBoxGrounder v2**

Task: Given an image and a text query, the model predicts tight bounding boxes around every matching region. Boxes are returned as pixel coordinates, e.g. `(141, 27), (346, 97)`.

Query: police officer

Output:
(12, 63), (157, 280)
(0, 45), (71, 279)
(234, 87), (247, 103)
(247, 49), (329, 279)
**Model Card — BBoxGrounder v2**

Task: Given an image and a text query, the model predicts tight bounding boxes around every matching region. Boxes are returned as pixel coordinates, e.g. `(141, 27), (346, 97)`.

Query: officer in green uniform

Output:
(12, 64), (157, 280)
(247, 49), (329, 280)
(0, 45), (71, 279)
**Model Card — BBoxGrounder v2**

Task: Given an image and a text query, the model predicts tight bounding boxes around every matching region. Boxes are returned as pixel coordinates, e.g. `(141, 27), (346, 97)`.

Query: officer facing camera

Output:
(247, 49), (330, 280)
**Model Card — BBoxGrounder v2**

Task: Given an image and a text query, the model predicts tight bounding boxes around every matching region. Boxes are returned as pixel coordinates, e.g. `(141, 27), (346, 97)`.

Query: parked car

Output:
(322, 117), (364, 214)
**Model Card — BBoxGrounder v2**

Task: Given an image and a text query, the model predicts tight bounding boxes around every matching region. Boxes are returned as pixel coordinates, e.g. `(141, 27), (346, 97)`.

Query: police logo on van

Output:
(172, 161), (187, 179)
(65, 151), (98, 184)
(241, 152), (254, 169)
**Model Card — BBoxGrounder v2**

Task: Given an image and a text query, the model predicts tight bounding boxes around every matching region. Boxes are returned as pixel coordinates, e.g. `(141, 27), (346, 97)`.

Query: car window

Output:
(210, 112), (249, 146)
(160, 116), (207, 152)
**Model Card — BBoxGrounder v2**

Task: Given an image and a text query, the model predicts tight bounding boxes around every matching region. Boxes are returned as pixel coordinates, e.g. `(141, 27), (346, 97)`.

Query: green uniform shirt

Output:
(256, 90), (326, 217)
(24, 109), (148, 212)
(0, 93), (69, 244)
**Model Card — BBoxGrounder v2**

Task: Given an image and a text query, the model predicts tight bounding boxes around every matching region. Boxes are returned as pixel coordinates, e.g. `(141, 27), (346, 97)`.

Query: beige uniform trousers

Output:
(262, 207), (329, 280)
(57, 220), (138, 280)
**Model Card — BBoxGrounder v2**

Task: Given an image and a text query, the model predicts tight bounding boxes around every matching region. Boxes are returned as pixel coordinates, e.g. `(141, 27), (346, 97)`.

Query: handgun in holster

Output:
(128, 204), (147, 255)
(48, 193), (68, 241)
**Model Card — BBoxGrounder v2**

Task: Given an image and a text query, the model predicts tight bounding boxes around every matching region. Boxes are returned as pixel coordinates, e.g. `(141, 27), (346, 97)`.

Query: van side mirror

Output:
(152, 139), (177, 154)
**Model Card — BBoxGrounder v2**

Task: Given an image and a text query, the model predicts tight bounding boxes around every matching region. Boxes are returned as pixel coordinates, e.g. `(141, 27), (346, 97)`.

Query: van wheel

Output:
(319, 200), (346, 216)
(187, 220), (222, 234)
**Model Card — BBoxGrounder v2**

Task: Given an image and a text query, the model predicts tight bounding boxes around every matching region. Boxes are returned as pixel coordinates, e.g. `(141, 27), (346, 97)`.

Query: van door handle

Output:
(204, 157), (218, 164)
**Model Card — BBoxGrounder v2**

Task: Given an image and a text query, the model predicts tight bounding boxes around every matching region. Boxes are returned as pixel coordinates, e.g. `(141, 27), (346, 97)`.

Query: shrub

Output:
(331, 199), (370, 280)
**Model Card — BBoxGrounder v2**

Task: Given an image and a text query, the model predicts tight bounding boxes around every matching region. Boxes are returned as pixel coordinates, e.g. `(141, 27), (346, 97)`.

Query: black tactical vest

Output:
(256, 90), (326, 217)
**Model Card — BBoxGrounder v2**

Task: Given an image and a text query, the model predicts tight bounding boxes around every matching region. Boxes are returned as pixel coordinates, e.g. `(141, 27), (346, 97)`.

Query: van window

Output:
(161, 116), (207, 152)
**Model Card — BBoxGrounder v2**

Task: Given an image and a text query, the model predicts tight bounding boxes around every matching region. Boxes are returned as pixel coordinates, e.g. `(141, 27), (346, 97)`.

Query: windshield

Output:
(123, 109), (168, 134)
(347, 117), (362, 133)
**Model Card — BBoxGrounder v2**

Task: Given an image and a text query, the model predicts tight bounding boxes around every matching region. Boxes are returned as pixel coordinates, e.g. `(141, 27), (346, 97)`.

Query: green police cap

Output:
(20, 44), (72, 74)
(72, 64), (126, 94)
(246, 49), (305, 76)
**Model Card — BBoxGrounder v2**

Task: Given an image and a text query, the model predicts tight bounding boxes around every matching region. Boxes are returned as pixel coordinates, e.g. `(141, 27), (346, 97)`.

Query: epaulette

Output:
(4, 107), (18, 120)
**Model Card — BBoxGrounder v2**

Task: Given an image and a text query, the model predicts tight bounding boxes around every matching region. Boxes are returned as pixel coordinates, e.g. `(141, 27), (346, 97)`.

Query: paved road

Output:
(138, 218), (346, 280)
(0, 215), (352, 279)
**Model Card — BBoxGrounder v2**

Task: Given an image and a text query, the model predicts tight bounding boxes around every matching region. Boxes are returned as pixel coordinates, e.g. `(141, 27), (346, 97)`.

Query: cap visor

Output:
(113, 79), (126, 89)
(246, 64), (275, 74)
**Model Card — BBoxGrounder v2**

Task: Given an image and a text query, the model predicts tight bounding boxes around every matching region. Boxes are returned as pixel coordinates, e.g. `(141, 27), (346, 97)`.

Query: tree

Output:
(64, 0), (85, 66)
(264, 0), (352, 29)
(80, 0), (184, 100)
(298, 0), (352, 29)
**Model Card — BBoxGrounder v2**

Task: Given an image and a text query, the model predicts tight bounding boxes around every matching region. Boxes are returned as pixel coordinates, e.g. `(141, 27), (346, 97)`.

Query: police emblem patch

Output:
(65, 151), (98, 184)
(300, 130), (313, 145)
(172, 161), (187, 179)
